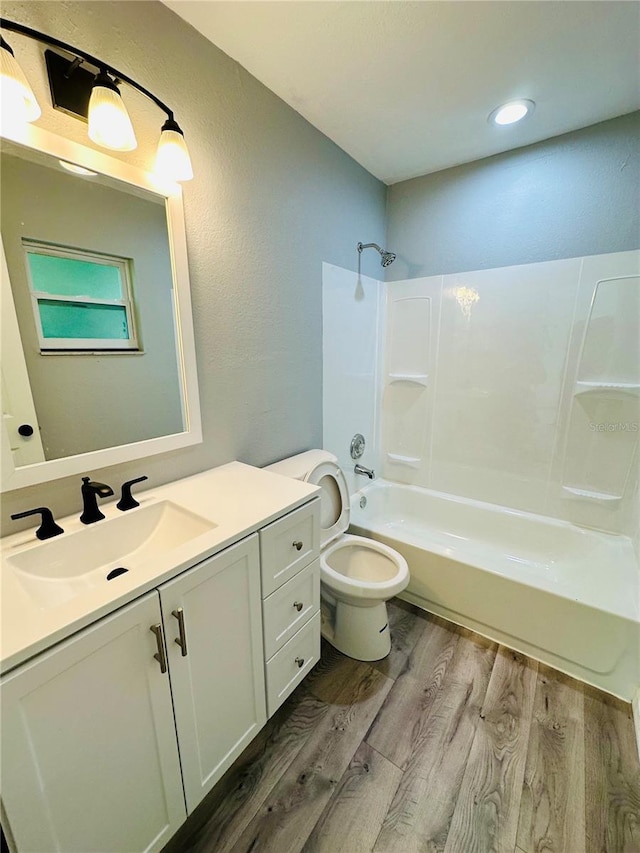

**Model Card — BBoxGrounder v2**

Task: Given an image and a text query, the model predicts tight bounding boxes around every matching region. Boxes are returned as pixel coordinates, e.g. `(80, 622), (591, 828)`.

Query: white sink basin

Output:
(7, 501), (216, 609)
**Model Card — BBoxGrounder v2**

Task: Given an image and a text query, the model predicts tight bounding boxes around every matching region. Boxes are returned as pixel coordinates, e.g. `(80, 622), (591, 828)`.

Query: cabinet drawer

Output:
(263, 559), (320, 659)
(266, 612), (320, 717)
(259, 499), (320, 597)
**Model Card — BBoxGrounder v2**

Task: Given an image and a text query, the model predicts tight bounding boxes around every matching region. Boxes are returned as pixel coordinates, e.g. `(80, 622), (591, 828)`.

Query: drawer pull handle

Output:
(150, 624), (168, 674)
(293, 540), (303, 551)
(293, 601), (304, 612)
(295, 657), (305, 668)
(172, 607), (188, 657)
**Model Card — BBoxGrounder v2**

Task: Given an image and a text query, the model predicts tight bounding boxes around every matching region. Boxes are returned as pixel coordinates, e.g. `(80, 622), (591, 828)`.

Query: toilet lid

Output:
(305, 461), (350, 547)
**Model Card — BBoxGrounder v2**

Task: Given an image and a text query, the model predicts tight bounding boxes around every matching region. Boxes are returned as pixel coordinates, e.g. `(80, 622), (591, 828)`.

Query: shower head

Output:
(357, 242), (396, 268)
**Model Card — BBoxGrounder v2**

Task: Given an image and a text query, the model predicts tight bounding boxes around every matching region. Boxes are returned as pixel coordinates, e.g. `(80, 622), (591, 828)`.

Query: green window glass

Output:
(26, 253), (124, 300)
(23, 241), (137, 351)
(38, 300), (130, 340)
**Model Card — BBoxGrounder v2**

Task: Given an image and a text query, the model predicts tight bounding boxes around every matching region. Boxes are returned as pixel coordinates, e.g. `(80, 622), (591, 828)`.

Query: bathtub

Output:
(350, 480), (640, 701)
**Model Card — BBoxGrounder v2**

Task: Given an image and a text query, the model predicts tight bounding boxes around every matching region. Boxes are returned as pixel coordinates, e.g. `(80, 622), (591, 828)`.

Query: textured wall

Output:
(386, 112), (640, 281)
(1, 1), (386, 531)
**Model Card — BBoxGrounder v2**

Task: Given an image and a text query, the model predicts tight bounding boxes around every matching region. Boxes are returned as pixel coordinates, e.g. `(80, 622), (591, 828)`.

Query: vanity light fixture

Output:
(156, 117), (194, 182)
(0, 17), (193, 181)
(488, 99), (535, 126)
(0, 34), (41, 128)
(88, 69), (137, 152)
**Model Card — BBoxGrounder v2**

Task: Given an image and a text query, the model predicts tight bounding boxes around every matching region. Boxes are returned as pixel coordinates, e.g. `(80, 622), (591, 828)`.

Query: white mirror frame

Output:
(1, 123), (202, 491)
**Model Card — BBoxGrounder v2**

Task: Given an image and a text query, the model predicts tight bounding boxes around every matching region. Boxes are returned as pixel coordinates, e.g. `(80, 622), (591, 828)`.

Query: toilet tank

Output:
(265, 449), (337, 481)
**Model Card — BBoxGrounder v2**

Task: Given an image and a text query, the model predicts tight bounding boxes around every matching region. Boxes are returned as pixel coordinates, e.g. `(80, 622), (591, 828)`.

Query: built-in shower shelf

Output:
(388, 373), (429, 387)
(562, 486), (622, 503)
(386, 453), (421, 468)
(574, 381), (640, 396)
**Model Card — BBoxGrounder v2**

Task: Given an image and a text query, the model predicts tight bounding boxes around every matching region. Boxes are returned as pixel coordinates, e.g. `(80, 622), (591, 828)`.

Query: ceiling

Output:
(164, 1), (640, 185)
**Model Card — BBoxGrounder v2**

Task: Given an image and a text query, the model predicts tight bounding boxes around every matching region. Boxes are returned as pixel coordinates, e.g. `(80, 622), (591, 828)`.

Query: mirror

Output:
(1, 124), (201, 491)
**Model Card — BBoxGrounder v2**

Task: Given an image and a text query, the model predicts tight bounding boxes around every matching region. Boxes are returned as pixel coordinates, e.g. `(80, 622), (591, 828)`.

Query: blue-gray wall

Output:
(386, 111), (640, 280)
(2, 0), (386, 532)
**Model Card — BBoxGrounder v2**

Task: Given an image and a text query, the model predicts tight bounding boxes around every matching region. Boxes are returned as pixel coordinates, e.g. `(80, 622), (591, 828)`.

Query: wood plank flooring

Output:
(163, 601), (640, 853)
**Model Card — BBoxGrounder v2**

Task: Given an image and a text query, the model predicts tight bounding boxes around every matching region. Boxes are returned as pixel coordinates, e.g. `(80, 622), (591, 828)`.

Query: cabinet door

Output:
(0, 592), (186, 853)
(159, 534), (267, 813)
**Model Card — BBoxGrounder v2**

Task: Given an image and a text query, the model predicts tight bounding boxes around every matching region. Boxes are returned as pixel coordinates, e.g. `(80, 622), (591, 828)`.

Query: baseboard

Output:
(633, 688), (640, 762)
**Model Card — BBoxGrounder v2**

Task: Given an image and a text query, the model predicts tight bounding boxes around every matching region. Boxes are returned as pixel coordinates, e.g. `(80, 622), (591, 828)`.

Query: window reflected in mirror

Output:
(25, 241), (138, 351)
(1, 139), (187, 463)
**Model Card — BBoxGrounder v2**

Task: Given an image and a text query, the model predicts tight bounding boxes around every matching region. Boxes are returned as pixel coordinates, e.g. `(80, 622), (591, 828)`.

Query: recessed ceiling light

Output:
(59, 160), (97, 176)
(488, 99), (535, 126)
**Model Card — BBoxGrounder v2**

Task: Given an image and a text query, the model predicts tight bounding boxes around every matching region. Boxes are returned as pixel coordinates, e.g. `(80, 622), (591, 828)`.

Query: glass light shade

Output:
(88, 82), (137, 151)
(155, 128), (193, 182)
(0, 44), (41, 130)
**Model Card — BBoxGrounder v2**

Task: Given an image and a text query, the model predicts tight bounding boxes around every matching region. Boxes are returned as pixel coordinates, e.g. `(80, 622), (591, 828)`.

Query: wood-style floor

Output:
(164, 601), (640, 853)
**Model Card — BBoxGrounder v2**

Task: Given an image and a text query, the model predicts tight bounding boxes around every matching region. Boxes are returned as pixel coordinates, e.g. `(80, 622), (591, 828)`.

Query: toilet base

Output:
(321, 598), (391, 661)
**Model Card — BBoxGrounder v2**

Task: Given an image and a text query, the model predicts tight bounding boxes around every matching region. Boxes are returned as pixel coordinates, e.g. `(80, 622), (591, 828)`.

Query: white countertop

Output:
(1, 462), (318, 675)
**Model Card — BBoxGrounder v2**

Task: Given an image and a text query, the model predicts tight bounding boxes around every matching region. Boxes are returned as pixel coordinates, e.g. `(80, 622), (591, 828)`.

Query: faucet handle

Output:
(11, 507), (64, 540)
(117, 476), (149, 511)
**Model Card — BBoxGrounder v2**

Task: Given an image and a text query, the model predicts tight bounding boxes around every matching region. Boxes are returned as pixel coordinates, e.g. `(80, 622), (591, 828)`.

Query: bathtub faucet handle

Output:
(354, 463), (375, 480)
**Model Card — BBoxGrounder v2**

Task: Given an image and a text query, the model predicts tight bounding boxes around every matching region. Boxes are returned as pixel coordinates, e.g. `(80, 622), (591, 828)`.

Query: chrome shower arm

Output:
(357, 242), (383, 254)
(357, 241), (396, 267)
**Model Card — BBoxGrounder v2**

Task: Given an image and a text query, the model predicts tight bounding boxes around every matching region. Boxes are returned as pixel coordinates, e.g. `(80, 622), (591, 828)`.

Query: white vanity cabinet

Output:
(158, 534), (266, 812)
(0, 592), (186, 853)
(259, 500), (322, 716)
(1, 489), (321, 853)
(1, 535), (265, 852)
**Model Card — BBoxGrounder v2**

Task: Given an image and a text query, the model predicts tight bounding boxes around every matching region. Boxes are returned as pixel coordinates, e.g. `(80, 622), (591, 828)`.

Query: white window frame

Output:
(23, 240), (139, 351)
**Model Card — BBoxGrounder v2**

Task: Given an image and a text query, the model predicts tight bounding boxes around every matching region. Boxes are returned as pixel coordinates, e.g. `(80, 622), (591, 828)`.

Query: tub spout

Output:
(355, 463), (375, 480)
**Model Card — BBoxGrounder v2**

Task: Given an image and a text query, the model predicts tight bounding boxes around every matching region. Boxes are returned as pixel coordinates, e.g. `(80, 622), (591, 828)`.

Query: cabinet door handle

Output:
(295, 657), (305, 668)
(172, 607), (188, 657)
(292, 540), (303, 551)
(293, 601), (304, 612)
(150, 624), (168, 674)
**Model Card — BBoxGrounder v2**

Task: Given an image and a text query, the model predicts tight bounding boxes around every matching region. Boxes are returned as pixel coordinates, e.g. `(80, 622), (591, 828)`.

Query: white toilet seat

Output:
(321, 533), (409, 602)
(304, 461), (349, 547)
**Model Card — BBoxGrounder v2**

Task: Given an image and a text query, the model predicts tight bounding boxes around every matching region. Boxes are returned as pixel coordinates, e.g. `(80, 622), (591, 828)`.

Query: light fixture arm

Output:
(1, 33), (15, 56)
(0, 17), (175, 121)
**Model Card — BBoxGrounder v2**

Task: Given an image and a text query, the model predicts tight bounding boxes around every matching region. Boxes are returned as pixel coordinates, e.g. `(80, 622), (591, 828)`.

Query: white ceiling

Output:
(164, 1), (640, 185)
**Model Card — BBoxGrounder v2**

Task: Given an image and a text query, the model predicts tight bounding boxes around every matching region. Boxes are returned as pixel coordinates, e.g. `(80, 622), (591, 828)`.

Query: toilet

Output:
(265, 450), (409, 661)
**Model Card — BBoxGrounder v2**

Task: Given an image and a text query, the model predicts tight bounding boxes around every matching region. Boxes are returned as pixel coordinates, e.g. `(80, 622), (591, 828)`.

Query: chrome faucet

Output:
(80, 477), (114, 524)
(354, 463), (375, 480)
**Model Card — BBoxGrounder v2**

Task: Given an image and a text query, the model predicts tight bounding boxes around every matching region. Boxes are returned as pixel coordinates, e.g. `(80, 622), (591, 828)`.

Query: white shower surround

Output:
(324, 252), (640, 538)
(322, 250), (639, 701)
(350, 479), (639, 700)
